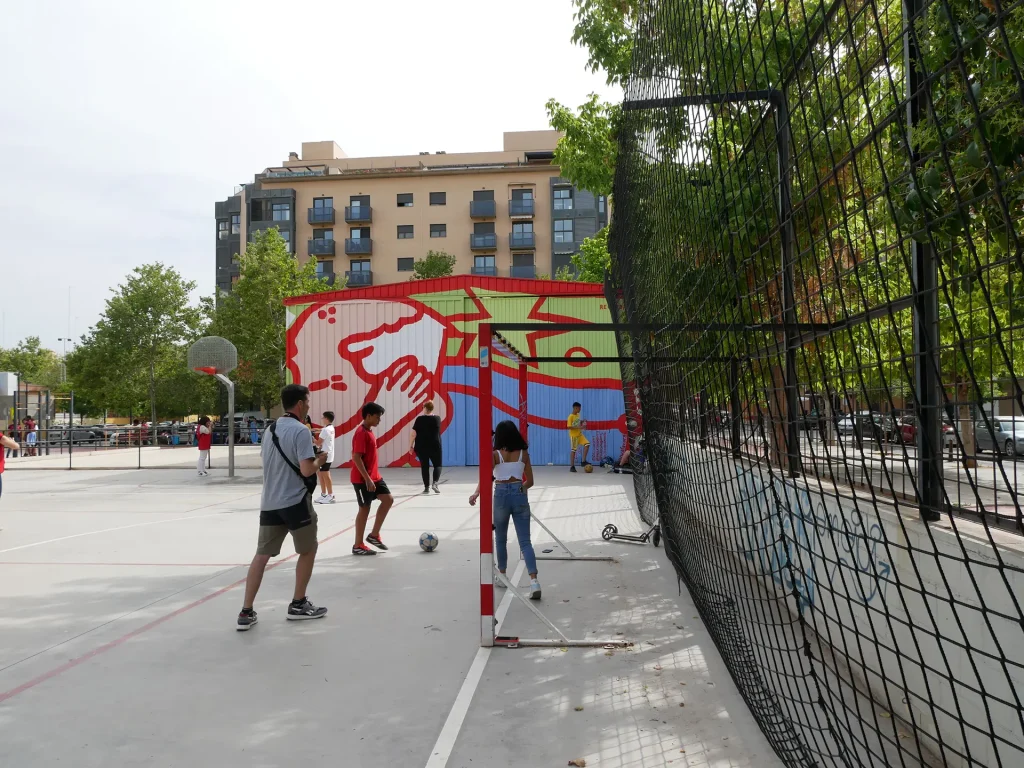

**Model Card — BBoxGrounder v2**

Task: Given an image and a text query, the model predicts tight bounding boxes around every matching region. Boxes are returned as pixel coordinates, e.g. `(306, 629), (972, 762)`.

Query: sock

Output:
(290, 597), (305, 607)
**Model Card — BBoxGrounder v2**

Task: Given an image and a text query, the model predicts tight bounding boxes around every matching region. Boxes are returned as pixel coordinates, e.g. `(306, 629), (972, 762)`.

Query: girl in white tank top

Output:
(469, 421), (541, 600)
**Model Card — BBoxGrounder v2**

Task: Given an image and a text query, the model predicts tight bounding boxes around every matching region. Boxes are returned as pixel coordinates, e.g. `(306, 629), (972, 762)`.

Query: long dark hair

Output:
(198, 416), (212, 427)
(493, 420), (528, 452)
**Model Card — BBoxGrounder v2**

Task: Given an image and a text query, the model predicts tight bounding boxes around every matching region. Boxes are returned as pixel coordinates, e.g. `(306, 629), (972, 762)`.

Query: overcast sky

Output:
(0, 0), (620, 354)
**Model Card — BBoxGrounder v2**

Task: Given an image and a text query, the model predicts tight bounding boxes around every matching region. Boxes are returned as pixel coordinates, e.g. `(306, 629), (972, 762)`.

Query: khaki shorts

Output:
(257, 497), (319, 556)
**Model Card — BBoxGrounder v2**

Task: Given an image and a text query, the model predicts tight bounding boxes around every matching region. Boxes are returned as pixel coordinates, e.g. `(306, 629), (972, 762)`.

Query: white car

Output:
(836, 416), (855, 434)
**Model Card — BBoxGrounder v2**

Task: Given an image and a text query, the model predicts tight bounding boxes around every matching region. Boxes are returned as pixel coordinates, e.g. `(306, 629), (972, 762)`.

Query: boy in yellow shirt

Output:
(567, 402), (591, 472)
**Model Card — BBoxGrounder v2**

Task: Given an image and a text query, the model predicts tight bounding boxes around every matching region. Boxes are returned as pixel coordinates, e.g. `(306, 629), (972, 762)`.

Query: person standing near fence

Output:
(6, 421), (19, 459)
(410, 400), (442, 494)
(469, 420), (541, 599)
(23, 417), (37, 457)
(196, 416), (212, 476)
(0, 428), (19, 502)
(249, 416), (260, 445)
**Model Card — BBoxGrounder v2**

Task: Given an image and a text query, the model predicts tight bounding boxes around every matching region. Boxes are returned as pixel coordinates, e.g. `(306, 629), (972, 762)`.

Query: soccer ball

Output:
(419, 532), (439, 552)
(584, 464), (594, 473)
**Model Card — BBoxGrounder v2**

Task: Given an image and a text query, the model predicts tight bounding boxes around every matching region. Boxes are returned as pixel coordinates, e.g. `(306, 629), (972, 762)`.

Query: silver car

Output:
(975, 417), (1024, 457)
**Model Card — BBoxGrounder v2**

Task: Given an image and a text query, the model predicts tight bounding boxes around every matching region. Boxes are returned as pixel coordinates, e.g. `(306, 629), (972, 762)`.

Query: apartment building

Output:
(214, 130), (607, 292)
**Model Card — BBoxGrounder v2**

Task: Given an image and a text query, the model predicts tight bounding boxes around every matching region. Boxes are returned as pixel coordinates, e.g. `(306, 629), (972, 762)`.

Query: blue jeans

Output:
(493, 483), (537, 575)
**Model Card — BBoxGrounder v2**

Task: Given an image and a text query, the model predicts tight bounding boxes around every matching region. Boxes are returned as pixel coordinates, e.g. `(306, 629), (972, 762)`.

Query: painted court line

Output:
(424, 560), (525, 768)
(0, 562), (250, 567)
(0, 489), (425, 705)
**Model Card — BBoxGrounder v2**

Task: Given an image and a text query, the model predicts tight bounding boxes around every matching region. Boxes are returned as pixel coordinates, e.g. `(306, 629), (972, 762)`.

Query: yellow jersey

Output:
(567, 414), (583, 438)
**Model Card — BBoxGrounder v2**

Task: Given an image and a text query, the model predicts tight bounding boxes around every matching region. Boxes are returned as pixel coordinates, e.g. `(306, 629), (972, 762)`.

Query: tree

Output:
(545, 95), (620, 197)
(570, 227), (612, 283)
(210, 228), (333, 414)
(0, 337), (63, 388)
(68, 264), (209, 431)
(412, 250), (456, 280)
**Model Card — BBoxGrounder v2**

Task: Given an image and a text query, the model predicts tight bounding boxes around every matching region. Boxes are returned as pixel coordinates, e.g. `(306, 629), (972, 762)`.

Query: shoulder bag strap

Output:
(269, 421), (316, 493)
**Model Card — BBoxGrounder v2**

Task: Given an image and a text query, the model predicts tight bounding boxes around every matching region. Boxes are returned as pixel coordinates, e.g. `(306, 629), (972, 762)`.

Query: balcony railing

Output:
(470, 233), (497, 250)
(509, 232), (536, 249)
(345, 238), (373, 255)
(471, 265), (498, 276)
(308, 238), (336, 256)
(345, 206), (373, 223)
(470, 200), (496, 218)
(509, 199), (535, 217)
(308, 207), (336, 224)
(510, 265), (537, 279)
(346, 270), (373, 287)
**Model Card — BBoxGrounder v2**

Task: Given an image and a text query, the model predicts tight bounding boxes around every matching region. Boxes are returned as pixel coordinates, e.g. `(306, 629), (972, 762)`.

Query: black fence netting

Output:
(610, 0), (1024, 765)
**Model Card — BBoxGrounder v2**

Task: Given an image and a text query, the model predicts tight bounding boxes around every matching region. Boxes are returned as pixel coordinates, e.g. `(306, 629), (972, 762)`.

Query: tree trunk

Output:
(958, 381), (976, 469)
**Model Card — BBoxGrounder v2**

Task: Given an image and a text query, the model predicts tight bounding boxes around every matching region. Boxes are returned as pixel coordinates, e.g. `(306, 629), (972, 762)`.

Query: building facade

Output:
(214, 131), (608, 294)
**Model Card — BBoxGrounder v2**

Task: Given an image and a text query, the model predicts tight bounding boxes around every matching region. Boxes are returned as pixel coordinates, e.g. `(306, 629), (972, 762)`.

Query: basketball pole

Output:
(214, 374), (235, 478)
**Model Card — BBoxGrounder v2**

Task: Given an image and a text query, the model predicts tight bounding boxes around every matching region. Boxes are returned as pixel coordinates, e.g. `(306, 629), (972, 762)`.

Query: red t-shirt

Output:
(0, 431), (6, 473)
(350, 424), (381, 484)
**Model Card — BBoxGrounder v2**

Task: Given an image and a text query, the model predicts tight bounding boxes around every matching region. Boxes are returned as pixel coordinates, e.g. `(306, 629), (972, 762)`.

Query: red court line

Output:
(0, 562), (250, 567)
(0, 490), (422, 705)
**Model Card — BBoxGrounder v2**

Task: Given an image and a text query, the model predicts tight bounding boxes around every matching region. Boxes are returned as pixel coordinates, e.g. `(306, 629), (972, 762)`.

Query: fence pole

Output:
(44, 390), (50, 456)
(69, 391), (74, 469)
(905, 0), (943, 522)
(730, 357), (741, 458)
(478, 323), (494, 648)
(518, 361), (528, 442)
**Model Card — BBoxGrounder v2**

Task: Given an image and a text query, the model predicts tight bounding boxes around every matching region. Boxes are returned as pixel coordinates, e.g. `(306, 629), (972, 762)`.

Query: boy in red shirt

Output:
(350, 402), (393, 555)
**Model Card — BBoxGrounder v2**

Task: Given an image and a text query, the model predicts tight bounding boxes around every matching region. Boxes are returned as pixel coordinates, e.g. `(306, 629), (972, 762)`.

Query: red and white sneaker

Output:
(366, 533), (388, 551)
(352, 544), (377, 556)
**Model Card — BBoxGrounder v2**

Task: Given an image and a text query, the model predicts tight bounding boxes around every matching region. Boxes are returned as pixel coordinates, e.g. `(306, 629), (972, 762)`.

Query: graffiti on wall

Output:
(284, 277), (628, 468)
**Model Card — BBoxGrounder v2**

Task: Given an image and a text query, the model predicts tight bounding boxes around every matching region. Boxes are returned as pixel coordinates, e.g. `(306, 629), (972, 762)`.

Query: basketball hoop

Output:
(188, 337), (239, 477)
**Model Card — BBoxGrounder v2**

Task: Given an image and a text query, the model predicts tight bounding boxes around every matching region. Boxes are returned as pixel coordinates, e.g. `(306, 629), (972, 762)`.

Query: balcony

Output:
(470, 200), (496, 218)
(471, 265), (498, 276)
(345, 238), (373, 255)
(509, 198), (535, 217)
(510, 265), (537, 279)
(308, 238), (336, 256)
(345, 206), (373, 223)
(308, 207), (336, 224)
(470, 233), (498, 250)
(509, 232), (536, 250)
(346, 270), (374, 287)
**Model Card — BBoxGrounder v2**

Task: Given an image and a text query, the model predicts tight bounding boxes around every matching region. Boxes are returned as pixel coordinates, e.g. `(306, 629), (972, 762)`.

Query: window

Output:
(350, 195), (368, 208)
(513, 222), (533, 235)
(554, 219), (574, 242)
(598, 195), (606, 214)
(313, 228), (334, 240)
(474, 255), (496, 268)
(316, 260), (333, 278)
(512, 252), (534, 266)
(314, 197), (333, 211)
(553, 188), (573, 210)
(397, 225), (414, 239)
(280, 230), (292, 252)
(429, 192), (446, 206)
(473, 190), (494, 201)
(350, 227), (369, 240)
(397, 257), (415, 272)
(430, 224), (446, 238)
(272, 202), (291, 221)
(397, 193), (413, 207)
(511, 188), (534, 200)
(217, 220), (229, 240)
(230, 214), (240, 235)
(350, 260), (371, 272)
(474, 222), (495, 234)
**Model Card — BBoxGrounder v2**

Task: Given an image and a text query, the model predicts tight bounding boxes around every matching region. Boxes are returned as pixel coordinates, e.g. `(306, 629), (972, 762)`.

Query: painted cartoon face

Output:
(290, 299), (449, 465)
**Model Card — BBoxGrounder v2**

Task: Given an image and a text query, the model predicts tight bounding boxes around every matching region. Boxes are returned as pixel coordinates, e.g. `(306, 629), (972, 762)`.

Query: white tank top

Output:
(493, 450), (525, 482)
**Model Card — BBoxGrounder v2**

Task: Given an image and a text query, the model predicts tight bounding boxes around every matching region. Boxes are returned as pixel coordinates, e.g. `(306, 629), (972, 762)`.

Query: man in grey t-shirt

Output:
(237, 384), (328, 631)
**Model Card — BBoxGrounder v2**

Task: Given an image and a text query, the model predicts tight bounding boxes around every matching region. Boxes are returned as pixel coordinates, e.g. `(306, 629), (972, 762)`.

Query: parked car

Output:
(45, 428), (104, 445)
(975, 417), (1024, 457)
(898, 415), (956, 447)
(837, 414), (856, 434)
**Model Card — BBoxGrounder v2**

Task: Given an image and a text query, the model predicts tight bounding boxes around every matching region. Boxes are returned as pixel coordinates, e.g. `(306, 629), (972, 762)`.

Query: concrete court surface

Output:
(0, 465), (781, 768)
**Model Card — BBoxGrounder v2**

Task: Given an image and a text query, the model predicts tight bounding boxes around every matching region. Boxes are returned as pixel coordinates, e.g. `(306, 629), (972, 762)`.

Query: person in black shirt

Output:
(410, 401), (442, 494)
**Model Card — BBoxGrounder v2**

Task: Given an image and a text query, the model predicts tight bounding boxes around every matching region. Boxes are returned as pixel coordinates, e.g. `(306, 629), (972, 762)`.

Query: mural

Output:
(284, 276), (627, 468)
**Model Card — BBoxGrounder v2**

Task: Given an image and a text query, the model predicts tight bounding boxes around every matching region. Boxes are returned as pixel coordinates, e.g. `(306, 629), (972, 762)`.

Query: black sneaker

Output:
(366, 533), (388, 551)
(432, 482), (440, 494)
(287, 599), (327, 621)
(237, 609), (258, 631)
(570, 466), (577, 473)
(352, 544), (377, 556)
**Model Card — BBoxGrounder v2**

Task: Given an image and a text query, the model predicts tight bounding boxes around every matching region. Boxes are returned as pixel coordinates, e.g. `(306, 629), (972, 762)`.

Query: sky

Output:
(0, 0), (620, 355)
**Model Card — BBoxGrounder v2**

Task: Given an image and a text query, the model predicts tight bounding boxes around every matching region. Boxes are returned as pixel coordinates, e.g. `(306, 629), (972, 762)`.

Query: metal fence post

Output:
(730, 357), (741, 458)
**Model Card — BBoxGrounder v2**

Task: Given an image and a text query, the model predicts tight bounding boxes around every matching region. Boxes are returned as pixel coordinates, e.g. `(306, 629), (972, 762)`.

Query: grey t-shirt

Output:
(261, 416), (316, 511)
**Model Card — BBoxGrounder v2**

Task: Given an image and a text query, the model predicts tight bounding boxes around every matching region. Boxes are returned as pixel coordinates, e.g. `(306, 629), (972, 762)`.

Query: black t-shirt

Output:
(412, 414), (441, 451)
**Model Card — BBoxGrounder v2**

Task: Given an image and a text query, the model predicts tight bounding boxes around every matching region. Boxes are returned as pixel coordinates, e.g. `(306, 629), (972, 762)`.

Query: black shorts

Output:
(353, 479), (391, 507)
(319, 462), (333, 473)
(260, 495), (316, 531)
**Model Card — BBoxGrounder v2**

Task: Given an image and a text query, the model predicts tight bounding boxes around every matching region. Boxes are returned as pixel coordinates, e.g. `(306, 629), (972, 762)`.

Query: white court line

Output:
(424, 559), (526, 768)
(0, 511), (227, 554)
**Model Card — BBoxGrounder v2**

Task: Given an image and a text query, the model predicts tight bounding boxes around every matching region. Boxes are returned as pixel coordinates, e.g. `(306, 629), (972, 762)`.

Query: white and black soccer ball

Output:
(419, 532), (439, 552)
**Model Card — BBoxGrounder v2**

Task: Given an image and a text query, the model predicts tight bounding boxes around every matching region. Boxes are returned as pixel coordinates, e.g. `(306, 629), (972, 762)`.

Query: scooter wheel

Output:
(652, 527), (661, 547)
(601, 524), (618, 541)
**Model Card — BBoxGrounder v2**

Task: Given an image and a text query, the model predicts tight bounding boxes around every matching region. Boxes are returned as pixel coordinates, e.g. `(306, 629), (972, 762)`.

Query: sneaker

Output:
(494, 573), (508, 589)
(432, 482), (440, 494)
(529, 579), (542, 600)
(352, 544), (377, 556)
(422, 488), (431, 495)
(325, 494), (336, 503)
(236, 608), (258, 631)
(314, 495), (328, 504)
(570, 466), (577, 473)
(286, 599), (328, 621)
(366, 533), (388, 551)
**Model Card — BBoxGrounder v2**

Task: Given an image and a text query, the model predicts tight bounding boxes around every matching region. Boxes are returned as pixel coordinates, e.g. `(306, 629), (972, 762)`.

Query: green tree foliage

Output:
(0, 337), (63, 389)
(68, 264), (211, 428)
(545, 95), (620, 196)
(412, 250), (457, 280)
(210, 228), (334, 414)
(570, 0), (635, 86)
(570, 227), (612, 283)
